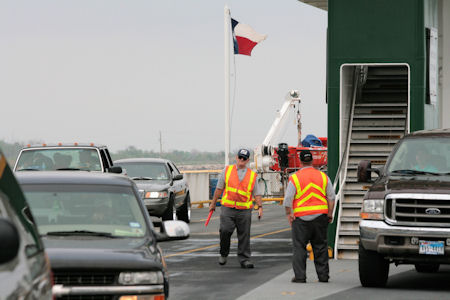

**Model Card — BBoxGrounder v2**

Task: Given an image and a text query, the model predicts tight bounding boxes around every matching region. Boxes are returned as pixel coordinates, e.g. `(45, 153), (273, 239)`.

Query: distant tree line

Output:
(112, 146), (226, 166)
(0, 140), (226, 167)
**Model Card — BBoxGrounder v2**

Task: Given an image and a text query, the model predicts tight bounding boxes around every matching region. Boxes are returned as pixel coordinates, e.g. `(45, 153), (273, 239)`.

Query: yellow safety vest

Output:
(221, 165), (256, 210)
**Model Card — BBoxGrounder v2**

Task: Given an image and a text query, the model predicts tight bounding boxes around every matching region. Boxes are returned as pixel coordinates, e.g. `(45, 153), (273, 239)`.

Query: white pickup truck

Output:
(14, 143), (122, 173)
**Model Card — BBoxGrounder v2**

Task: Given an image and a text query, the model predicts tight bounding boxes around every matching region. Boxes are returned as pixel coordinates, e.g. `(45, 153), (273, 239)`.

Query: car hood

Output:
(368, 174), (450, 196)
(134, 181), (170, 191)
(43, 236), (162, 271)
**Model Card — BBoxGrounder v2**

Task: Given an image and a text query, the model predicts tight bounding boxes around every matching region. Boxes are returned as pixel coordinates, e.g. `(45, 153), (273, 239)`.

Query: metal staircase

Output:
(336, 66), (409, 259)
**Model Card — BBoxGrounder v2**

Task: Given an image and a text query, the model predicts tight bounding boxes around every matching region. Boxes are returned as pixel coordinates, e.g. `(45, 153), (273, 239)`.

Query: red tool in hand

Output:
(205, 210), (214, 227)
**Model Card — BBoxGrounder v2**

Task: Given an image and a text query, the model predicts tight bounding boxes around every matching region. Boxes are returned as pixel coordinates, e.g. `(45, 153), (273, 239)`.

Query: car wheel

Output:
(177, 194), (191, 223)
(358, 244), (389, 287)
(415, 263), (440, 273)
(162, 195), (176, 221)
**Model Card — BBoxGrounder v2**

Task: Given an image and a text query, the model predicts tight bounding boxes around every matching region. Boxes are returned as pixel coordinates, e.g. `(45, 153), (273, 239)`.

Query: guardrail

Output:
(191, 197), (284, 208)
(181, 169), (285, 208)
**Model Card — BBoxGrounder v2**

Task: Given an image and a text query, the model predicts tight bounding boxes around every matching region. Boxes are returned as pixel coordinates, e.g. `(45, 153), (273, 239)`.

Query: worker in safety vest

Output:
(209, 148), (263, 268)
(283, 150), (335, 283)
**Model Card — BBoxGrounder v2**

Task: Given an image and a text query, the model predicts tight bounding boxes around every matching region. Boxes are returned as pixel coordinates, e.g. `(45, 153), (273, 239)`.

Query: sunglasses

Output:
(238, 156), (248, 161)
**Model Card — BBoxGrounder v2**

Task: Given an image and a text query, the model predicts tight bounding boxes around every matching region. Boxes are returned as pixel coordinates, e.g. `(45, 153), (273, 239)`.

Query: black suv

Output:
(114, 158), (191, 223)
(0, 151), (52, 299)
(358, 128), (450, 287)
(17, 171), (189, 299)
(14, 143), (122, 173)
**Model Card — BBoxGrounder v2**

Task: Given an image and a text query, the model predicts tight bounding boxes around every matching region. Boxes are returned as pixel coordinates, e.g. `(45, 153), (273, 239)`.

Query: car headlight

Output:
(118, 271), (164, 285)
(144, 191), (168, 199)
(361, 199), (384, 220)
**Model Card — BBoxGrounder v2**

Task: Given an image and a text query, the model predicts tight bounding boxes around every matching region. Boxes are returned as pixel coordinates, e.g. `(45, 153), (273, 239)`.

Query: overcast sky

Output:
(0, 0), (327, 153)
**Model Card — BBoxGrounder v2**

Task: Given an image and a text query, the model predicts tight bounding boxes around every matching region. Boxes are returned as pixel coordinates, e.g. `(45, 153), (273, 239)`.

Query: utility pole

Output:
(159, 131), (163, 156)
(224, 5), (231, 166)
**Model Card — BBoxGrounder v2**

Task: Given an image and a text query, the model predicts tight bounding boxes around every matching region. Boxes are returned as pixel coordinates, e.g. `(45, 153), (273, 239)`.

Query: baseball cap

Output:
(237, 149), (250, 160)
(299, 150), (313, 162)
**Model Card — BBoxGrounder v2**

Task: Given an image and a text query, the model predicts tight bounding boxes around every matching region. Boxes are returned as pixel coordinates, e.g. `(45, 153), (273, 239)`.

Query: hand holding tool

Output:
(205, 210), (214, 227)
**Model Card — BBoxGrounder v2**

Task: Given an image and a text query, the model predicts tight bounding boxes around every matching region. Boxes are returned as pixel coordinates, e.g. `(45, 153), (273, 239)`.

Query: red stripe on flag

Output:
(235, 36), (258, 56)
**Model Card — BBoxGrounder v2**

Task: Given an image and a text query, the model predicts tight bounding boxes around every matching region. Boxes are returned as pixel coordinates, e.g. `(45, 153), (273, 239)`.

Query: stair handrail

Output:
(332, 66), (366, 258)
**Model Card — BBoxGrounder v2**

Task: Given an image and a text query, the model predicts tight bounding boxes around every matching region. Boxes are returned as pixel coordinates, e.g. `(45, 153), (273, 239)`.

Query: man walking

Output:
(209, 149), (263, 268)
(284, 150), (335, 283)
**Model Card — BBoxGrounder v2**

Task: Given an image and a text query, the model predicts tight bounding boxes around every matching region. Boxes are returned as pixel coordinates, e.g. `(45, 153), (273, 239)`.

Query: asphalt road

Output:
(159, 205), (450, 300)
(159, 204), (293, 300)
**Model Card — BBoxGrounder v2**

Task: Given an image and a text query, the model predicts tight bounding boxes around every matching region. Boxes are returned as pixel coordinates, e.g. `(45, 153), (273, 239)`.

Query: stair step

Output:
(338, 230), (360, 236)
(341, 202), (362, 209)
(354, 114), (406, 119)
(355, 103), (407, 107)
(350, 151), (391, 157)
(337, 243), (359, 250)
(353, 119), (406, 127)
(351, 139), (399, 144)
(341, 194), (364, 204)
(368, 66), (408, 75)
(352, 126), (405, 131)
(345, 177), (358, 183)
(340, 216), (361, 222)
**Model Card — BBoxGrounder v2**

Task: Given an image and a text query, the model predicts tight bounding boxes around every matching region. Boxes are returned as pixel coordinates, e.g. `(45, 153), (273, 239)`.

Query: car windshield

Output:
(116, 162), (170, 181)
(386, 136), (450, 175)
(22, 184), (148, 238)
(16, 148), (102, 171)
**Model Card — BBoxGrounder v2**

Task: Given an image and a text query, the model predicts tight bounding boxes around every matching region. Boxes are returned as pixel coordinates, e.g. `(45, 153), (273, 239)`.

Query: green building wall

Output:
(326, 0), (437, 249)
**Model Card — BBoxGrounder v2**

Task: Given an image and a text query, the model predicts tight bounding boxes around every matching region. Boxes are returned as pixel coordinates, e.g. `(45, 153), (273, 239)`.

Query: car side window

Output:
(99, 150), (109, 170)
(171, 162), (181, 175)
(167, 163), (175, 177)
(104, 149), (114, 166)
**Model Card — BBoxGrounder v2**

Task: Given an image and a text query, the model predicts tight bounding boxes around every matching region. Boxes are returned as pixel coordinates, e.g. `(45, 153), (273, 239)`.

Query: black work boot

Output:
(240, 261), (254, 269)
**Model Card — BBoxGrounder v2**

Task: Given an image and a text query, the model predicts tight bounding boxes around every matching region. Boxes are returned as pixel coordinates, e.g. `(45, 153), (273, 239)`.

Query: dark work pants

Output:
(219, 206), (252, 263)
(292, 214), (329, 281)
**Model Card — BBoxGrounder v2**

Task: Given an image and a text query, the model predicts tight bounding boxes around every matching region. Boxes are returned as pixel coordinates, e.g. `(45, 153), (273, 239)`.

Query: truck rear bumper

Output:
(360, 220), (450, 262)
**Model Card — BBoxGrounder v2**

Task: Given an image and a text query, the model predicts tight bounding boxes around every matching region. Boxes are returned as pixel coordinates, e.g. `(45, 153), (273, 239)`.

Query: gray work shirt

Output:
(283, 167), (335, 221)
(216, 166), (262, 197)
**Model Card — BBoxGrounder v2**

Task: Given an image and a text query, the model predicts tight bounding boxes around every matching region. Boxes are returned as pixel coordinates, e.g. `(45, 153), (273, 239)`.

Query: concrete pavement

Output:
(237, 260), (413, 300)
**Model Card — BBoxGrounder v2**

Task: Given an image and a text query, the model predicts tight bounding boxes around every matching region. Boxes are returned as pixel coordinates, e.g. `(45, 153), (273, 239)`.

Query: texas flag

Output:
(231, 18), (267, 56)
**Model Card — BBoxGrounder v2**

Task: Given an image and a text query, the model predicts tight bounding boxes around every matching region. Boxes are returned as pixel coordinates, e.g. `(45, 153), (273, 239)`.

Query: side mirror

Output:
(157, 220), (190, 242)
(108, 166), (123, 174)
(357, 160), (381, 183)
(0, 218), (20, 264)
(173, 174), (183, 181)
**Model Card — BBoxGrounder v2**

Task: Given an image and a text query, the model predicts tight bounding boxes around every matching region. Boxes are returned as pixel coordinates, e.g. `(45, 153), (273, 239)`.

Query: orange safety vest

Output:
(221, 165), (256, 210)
(290, 167), (328, 217)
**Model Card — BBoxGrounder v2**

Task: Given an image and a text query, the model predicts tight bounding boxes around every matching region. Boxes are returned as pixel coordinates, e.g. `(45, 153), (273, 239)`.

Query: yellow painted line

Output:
(190, 231), (220, 235)
(164, 243), (220, 258)
(249, 228), (290, 240)
(191, 199), (283, 205)
(164, 227), (290, 258)
(0, 155), (6, 179)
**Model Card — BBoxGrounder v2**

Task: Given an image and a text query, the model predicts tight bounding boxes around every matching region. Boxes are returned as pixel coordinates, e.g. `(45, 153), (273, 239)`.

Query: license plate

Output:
(419, 240), (445, 255)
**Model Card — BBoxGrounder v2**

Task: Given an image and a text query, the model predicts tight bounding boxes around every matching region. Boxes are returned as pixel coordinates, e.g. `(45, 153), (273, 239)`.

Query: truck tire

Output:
(415, 263), (440, 273)
(359, 244), (389, 287)
(162, 195), (176, 221)
(177, 194), (191, 223)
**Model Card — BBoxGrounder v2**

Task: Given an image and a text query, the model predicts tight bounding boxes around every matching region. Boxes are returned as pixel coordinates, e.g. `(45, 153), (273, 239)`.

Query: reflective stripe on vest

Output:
(290, 168), (328, 217)
(221, 165), (256, 210)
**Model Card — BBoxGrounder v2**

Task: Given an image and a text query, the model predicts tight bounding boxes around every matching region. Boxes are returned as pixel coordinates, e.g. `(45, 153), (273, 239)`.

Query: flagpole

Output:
(224, 5), (231, 166)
